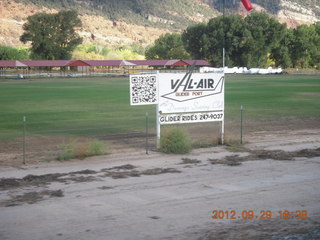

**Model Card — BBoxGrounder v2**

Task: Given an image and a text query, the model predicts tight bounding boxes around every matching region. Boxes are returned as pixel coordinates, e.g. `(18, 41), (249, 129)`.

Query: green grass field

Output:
(225, 74), (320, 119)
(0, 74), (319, 141)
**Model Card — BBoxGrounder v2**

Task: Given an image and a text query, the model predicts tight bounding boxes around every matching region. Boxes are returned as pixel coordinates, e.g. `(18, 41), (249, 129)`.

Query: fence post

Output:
(146, 112), (149, 155)
(23, 116), (26, 164)
(156, 105), (161, 149)
(240, 105), (244, 144)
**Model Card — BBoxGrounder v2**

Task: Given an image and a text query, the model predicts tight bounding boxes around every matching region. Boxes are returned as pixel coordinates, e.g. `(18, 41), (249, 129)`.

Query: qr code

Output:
(130, 75), (158, 105)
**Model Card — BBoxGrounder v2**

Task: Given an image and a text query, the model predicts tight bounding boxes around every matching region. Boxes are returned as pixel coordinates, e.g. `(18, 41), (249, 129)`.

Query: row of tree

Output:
(146, 13), (320, 68)
(1, 11), (319, 69)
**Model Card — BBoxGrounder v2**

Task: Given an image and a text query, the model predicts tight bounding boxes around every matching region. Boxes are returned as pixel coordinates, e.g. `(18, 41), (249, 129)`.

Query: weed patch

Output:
(160, 128), (192, 154)
(57, 139), (108, 160)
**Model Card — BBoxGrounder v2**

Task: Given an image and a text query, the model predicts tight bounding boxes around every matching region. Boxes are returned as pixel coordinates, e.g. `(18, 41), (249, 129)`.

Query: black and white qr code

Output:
(130, 75), (158, 105)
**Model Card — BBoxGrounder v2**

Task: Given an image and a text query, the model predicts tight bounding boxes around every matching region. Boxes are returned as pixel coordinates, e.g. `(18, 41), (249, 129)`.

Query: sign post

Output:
(22, 116), (26, 164)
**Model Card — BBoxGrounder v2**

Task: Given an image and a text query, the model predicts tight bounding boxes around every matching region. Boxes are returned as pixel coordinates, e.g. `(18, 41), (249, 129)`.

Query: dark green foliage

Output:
(0, 46), (29, 60)
(182, 12), (320, 68)
(20, 10), (82, 60)
(181, 23), (209, 60)
(290, 23), (320, 68)
(270, 29), (294, 68)
(160, 128), (192, 154)
(244, 13), (286, 67)
(145, 33), (190, 60)
(271, 22), (320, 68)
(210, 14), (253, 67)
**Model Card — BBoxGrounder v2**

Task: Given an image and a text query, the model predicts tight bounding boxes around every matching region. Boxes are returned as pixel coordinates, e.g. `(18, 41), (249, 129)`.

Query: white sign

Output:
(159, 111), (224, 125)
(130, 74), (158, 105)
(158, 72), (224, 114)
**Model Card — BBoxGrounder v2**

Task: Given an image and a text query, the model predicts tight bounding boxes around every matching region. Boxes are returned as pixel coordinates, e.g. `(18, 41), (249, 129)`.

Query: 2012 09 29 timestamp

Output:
(211, 210), (308, 220)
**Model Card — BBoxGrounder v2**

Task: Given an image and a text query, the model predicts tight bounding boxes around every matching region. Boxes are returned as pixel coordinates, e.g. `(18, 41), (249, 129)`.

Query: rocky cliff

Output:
(0, 0), (319, 48)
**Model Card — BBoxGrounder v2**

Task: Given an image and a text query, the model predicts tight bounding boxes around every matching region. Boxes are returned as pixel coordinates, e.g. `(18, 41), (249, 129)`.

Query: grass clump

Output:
(160, 128), (192, 154)
(57, 139), (108, 161)
(57, 140), (76, 161)
(88, 140), (106, 156)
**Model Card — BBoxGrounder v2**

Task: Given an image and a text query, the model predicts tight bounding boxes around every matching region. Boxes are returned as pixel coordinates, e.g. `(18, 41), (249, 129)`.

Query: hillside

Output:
(0, 0), (319, 49)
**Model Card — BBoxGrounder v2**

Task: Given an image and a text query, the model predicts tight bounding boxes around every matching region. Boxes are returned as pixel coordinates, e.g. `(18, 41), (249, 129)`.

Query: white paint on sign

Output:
(158, 72), (224, 114)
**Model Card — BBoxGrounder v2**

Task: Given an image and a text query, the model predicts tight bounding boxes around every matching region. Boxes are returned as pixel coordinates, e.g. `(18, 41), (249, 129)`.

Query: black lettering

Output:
(208, 79), (214, 88)
(186, 79), (194, 90)
(196, 79), (204, 89)
(171, 79), (180, 89)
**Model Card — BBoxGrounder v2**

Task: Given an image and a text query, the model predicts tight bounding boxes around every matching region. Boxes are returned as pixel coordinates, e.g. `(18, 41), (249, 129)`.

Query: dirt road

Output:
(0, 129), (319, 240)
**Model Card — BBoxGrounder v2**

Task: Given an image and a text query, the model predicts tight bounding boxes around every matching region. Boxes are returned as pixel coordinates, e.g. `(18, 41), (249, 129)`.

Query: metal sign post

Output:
(22, 116), (26, 164)
(240, 105), (244, 144)
(156, 104), (161, 149)
(146, 112), (149, 154)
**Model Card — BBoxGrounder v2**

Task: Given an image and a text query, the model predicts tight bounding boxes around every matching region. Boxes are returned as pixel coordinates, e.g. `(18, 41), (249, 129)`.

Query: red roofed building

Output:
(0, 59), (210, 78)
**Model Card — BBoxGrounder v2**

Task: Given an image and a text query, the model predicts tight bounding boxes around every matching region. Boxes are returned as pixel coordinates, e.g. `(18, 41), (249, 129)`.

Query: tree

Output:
(205, 14), (253, 67)
(312, 22), (320, 68)
(20, 10), (82, 60)
(182, 13), (290, 68)
(270, 28), (294, 68)
(182, 23), (209, 60)
(288, 22), (320, 68)
(145, 33), (190, 59)
(290, 24), (316, 68)
(245, 13), (286, 67)
(0, 46), (29, 60)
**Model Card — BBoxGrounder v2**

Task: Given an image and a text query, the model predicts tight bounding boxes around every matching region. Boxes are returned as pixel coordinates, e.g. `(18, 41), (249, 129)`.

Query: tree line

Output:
(146, 13), (320, 69)
(1, 11), (319, 69)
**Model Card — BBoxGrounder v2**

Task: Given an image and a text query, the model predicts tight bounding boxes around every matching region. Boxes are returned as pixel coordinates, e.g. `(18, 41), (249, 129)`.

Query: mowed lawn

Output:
(0, 74), (319, 140)
(225, 74), (320, 120)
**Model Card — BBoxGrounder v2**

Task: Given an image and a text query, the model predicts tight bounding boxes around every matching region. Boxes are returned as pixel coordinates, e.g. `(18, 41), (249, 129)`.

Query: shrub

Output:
(57, 141), (76, 161)
(160, 128), (192, 154)
(57, 139), (107, 161)
(88, 140), (106, 156)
